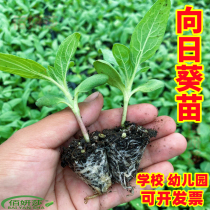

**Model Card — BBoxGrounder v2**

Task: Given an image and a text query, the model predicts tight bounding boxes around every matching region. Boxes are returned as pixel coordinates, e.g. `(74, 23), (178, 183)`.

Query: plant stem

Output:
(72, 96), (90, 142)
(74, 109), (90, 142)
(121, 91), (130, 127)
(121, 64), (139, 126)
(49, 78), (90, 142)
(73, 94), (90, 142)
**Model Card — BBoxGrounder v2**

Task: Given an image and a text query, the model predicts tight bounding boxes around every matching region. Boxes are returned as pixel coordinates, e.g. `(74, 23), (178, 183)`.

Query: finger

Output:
(143, 116), (176, 141)
(6, 92), (103, 149)
(140, 133), (187, 168)
(63, 167), (100, 210)
(53, 163), (76, 210)
(99, 161), (174, 210)
(87, 103), (158, 132)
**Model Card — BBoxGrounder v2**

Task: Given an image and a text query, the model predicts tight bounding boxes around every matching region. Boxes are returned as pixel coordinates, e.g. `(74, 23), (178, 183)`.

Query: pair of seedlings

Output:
(0, 0), (170, 203)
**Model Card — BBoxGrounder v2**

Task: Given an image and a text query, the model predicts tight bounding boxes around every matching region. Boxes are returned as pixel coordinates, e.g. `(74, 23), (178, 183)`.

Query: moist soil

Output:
(61, 121), (157, 203)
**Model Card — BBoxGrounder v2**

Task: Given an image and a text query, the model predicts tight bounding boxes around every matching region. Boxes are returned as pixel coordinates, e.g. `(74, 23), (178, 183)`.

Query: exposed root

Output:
(61, 122), (157, 204)
(84, 193), (100, 204)
(126, 185), (135, 197)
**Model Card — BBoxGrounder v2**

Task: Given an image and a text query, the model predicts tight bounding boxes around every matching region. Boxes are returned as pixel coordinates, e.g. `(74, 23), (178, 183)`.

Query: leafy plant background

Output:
(0, 0), (209, 209)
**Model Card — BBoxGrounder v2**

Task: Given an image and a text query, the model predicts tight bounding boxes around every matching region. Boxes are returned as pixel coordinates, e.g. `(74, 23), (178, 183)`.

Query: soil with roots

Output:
(61, 121), (157, 203)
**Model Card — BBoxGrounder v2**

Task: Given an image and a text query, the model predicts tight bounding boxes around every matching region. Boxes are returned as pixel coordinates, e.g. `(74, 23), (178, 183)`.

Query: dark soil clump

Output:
(61, 121), (157, 202)
(61, 131), (112, 196)
(103, 121), (157, 193)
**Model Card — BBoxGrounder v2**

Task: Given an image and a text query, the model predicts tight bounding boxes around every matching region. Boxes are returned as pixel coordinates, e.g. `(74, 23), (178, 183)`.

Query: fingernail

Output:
(84, 92), (99, 102)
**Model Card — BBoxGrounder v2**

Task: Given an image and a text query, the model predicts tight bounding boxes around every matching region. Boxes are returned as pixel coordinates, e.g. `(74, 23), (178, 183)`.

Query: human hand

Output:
(0, 92), (186, 210)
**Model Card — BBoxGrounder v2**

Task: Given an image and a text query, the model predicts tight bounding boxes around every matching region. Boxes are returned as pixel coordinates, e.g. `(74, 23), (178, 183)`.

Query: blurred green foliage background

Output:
(0, 0), (210, 209)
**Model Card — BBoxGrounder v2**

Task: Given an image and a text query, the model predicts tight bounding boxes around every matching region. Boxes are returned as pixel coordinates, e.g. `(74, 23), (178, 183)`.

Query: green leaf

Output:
(16, 0), (29, 12)
(130, 0), (171, 68)
(99, 48), (118, 66)
(0, 126), (13, 138)
(47, 63), (74, 85)
(75, 74), (108, 95)
(21, 120), (39, 129)
(69, 61), (75, 68)
(200, 161), (210, 173)
(197, 122), (210, 139)
(54, 32), (80, 83)
(94, 60), (125, 92)
(0, 53), (49, 80)
(204, 192), (210, 207)
(47, 65), (57, 82)
(131, 79), (164, 95)
(36, 95), (67, 108)
(0, 111), (20, 122)
(112, 43), (133, 78)
(193, 150), (210, 161)
(137, 66), (150, 74)
(148, 85), (164, 99)
(129, 197), (144, 210)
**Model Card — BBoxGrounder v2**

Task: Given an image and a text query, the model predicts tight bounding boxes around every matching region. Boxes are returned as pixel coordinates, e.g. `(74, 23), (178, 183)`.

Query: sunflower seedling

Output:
(0, 33), (108, 142)
(94, 0), (171, 126)
(92, 0), (171, 194)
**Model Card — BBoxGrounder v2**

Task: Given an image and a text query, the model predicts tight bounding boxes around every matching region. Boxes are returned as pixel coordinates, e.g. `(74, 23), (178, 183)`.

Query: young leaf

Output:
(135, 66), (150, 77)
(112, 43), (133, 78)
(99, 48), (118, 67)
(47, 65), (57, 82)
(36, 95), (67, 108)
(131, 79), (164, 95)
(75, 74), (108, 95)
(130, 0), (171, 69)
(137, 66), (150, 74)
(0, 53), (49, 80)
(47, 62), (74, 84)
(94, 60), (125, 92)
(69, 61), (75, 68)
(54, 32), (80, 83)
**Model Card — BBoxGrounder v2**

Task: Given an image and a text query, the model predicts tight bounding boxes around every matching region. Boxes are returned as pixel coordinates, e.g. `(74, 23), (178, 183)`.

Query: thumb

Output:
(5, 92), (104, 149)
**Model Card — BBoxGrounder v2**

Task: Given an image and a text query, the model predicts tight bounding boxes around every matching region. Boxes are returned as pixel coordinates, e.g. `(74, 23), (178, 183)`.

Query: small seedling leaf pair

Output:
(94, 0), (170, 126)
(0, 33), (108, 142)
